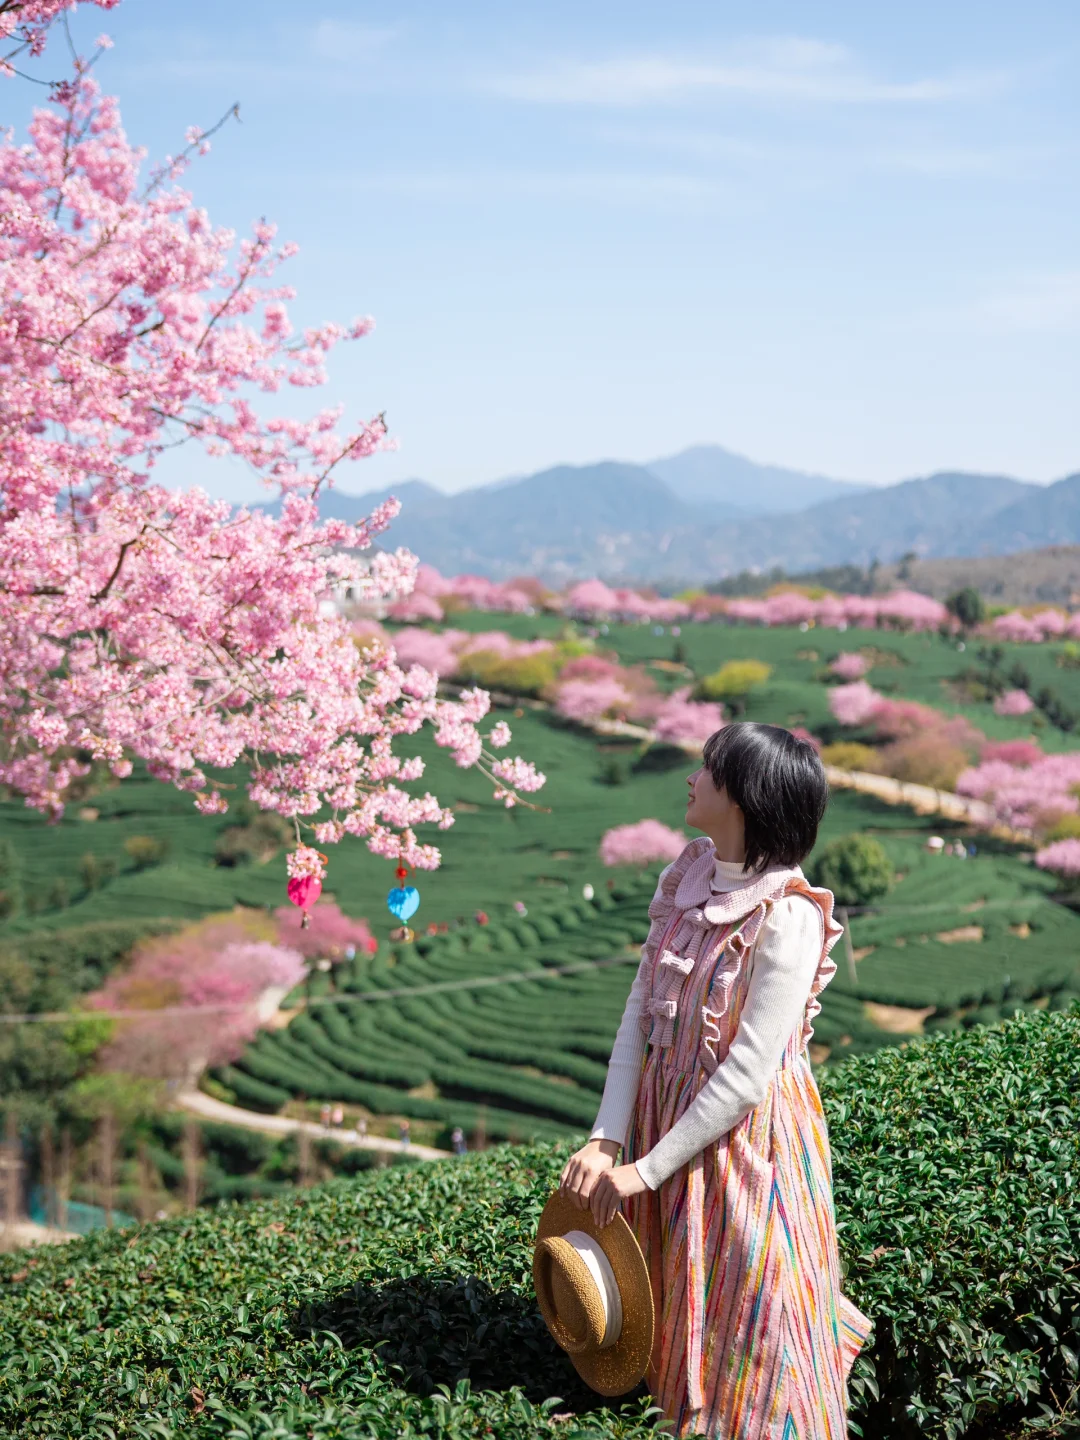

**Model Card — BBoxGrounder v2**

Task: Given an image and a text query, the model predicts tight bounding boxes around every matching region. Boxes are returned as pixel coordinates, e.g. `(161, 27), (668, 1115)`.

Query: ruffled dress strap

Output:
(775, 875), (845, 1051)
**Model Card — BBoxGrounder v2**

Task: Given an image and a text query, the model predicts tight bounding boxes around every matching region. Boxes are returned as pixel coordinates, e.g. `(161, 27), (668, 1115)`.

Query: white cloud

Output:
(488, 37), (1004, 108)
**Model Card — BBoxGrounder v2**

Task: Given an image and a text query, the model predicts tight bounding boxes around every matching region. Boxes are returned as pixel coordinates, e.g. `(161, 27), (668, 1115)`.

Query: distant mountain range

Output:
(286, 443), (1080, 584)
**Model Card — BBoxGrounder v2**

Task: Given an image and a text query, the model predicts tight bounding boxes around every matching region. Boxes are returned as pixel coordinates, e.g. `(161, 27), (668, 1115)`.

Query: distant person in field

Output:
(560, 722), (871, 1438)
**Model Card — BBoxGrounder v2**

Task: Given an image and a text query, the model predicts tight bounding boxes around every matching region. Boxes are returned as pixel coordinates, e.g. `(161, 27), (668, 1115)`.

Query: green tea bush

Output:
(123, 834), (170, 870)
(812, 833), (894, 906)
(2, 1010), (1077, 1439)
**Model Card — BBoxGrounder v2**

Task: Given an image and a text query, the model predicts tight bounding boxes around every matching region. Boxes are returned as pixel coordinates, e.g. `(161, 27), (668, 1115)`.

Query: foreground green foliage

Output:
(2, 1010), (1078, 1439)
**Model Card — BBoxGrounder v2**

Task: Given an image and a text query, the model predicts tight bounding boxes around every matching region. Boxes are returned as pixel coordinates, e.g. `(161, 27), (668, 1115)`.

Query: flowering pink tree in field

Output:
(829, 652), (868, 681)
(981, 739), (1043, 767)
(390, 627), (467, 676)
(387, 590), (444, 623)
(652, 689), (725, 746)
(0, 26), (543, 889)
(1035, 838), (1080, 879)
(90, 915), (306, 1078)
(957, 751), (1080, 830)
(994, 689), (1035, 717)
(829, 681), (883, 727)
(990, 612), (1046, 644)
(273, 898), (378, 960)
(600, 819), (687, 867)
(555, 677), (633, 724)
(566, 579), (621, 617)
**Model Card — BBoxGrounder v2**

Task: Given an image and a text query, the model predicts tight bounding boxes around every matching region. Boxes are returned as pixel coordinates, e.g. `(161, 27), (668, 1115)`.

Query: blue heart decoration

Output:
(387, 885), (420, 922)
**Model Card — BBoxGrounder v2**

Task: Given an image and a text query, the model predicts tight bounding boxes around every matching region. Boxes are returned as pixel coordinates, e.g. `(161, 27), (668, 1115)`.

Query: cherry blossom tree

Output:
(89, 915), (307, 1078)
(829, 652), (868, 681)
(0, 19), (543, 895)
(555, 677), (634, 724)
(1, 0), (117, 77)
(828, 681), (883, 727)
(652, 689), (725, 746)
(1035, 837), (1080, 879)
(600, 819), (687, 867)
(994, 689), (1035, 717)
(957, 751), (1080, 831)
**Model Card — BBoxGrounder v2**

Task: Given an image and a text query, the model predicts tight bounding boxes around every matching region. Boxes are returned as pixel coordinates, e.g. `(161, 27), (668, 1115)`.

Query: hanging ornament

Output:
(286, 851), (328, 930)
(388, 863), (420, 940)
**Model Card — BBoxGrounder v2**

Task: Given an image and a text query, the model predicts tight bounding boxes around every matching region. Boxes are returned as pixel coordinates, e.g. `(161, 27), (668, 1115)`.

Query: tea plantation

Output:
(218, 824), (1080, 1141)
(447, 611), (1080, 751)
(3, 1010), (1078, 1440)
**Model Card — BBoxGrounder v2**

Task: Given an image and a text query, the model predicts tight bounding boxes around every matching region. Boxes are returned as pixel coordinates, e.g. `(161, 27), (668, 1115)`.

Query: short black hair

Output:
(702, 722), (828, 873)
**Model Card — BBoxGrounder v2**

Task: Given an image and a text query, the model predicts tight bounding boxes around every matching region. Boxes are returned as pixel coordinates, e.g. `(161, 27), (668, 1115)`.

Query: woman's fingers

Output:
(561, 1158), (589, 1206)
(590, 1173), (611, 1227)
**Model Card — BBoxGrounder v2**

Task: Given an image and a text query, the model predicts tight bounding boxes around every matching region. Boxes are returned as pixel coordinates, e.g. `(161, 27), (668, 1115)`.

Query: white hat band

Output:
(562, 1230), (623, 1349)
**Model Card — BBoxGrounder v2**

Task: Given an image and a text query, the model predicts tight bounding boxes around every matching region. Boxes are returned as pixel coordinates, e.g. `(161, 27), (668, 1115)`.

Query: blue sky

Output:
(17, 0), (1080, 501)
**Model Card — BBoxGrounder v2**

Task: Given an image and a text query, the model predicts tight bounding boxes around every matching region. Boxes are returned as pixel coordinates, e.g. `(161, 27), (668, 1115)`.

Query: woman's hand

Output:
(589, 1162), (649, 1228)
(559, 1138), (620, 1209)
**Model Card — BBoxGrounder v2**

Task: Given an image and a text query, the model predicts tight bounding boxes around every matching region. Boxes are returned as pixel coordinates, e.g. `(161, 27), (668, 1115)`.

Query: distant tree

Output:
(124, 836), (170, 871)
(214, 813), (292, 868)
(79, 853), (117, 893)
(810, 834), (894, 907)
(597, 756), (629, 786)
(600, 820), (687, 868)
(819, 742), (883, 774)
(945, 587), (987, 630)
(897, 551), (918, 582)
(699, 660), (772, 715)
(47, 878), (70, 911)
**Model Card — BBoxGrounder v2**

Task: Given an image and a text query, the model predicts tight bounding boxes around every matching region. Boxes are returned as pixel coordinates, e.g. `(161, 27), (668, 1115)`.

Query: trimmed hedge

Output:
(2, 1009), (1078, 1438)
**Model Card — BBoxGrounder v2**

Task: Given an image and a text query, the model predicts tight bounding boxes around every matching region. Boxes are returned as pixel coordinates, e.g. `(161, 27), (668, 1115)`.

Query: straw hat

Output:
(533, 1191), (654, 1397)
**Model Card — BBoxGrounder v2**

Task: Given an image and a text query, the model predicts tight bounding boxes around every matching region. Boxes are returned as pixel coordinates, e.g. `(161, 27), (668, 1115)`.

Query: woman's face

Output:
(685, 766), (745, 850)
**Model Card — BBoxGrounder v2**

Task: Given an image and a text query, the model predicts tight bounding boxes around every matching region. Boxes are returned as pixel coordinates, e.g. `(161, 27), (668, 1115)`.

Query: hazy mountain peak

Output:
(646, 443), (869, 516)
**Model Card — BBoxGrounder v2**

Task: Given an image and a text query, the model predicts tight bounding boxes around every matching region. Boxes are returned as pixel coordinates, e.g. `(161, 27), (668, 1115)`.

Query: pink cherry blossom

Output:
(273, 898), (377, 960)
(874, 590), (949, 632)
(557, 655), (625, 684)
(566, 579), (621, 616)
(0, 42), (543, 894)
(388, 591), (444, 623)
(600, 819), (687, 867)
(829, 681), (884, 727)
(1035, 837), (1080, 878)
(994, 689), (1035, 716)
(760, 591), (817, 626)
(991, 612), (1047, 644)
(88, 916), (307, 1077)
(829, 652), (868, 680)
(390, 627), (465, 676)
(555, 677), (634, 723)
(981, 739), (1042, 767)
(2, 1), (119, 76)
(957, 751), (1080, 830)
(652, 688), (725, 745)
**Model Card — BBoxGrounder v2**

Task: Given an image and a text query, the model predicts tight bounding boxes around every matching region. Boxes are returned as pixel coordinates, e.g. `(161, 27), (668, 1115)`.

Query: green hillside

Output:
(222, 826), (1080, 1142)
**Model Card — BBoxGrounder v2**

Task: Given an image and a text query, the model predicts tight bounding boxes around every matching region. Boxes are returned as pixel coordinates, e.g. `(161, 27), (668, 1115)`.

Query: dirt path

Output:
(175, 1089), (450, 1160)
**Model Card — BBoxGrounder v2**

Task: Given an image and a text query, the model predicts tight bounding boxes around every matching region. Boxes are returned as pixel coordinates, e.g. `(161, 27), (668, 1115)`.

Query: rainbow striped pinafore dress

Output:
(625, 839), (872, 1438)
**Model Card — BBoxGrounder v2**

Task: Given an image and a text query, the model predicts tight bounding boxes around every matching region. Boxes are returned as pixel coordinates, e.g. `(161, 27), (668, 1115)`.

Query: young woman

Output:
(560, 722), (871, 1438)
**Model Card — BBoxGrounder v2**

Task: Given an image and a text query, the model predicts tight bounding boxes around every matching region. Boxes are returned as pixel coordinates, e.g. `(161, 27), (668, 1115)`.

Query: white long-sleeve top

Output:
(589, 858), (824, 1191)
